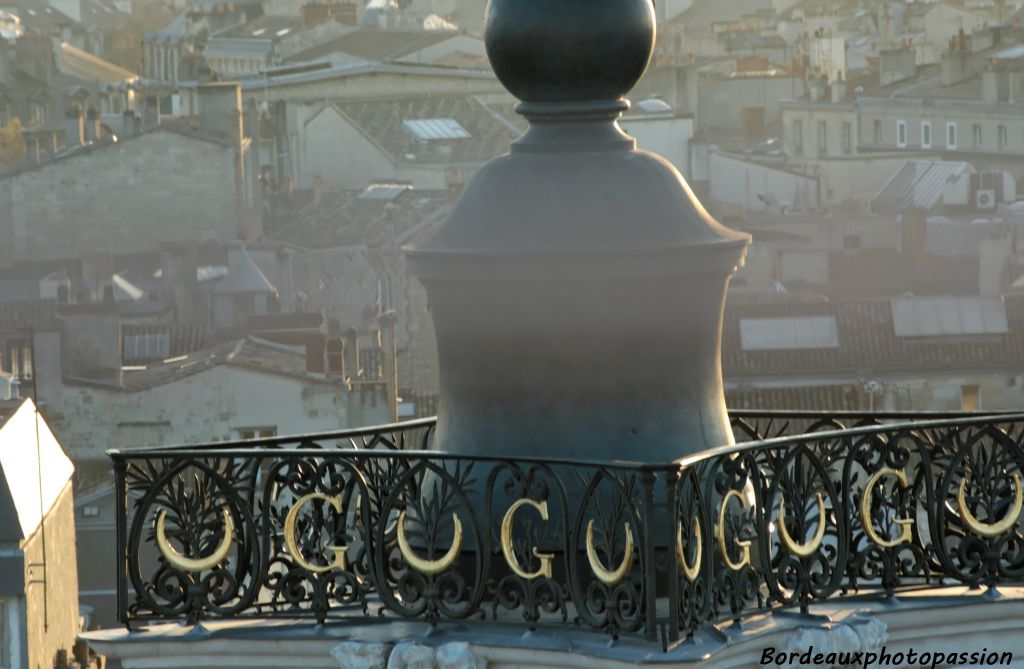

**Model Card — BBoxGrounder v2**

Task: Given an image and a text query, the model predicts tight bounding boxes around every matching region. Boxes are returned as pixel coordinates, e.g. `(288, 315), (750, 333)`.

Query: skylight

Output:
(739, 316), (839, 351)
(402, 118), (471, 141)
(891, 297), (1008, 337)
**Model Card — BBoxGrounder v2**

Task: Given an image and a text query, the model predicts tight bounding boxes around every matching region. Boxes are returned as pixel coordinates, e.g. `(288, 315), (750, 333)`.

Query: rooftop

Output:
(271, 186), (451, 249)
(285, 27), (457, 64)
(119, 336), (334, 391)
(332, 95), (520, 165)
(722, 294), (1024, 378)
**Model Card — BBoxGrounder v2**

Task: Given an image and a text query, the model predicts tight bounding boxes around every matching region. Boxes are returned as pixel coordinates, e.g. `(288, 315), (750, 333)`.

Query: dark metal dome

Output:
(484, 0), (656, 103)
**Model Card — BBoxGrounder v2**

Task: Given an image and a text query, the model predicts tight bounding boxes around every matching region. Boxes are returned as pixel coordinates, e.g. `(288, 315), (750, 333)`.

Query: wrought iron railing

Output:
(111, 411), (1024, 647)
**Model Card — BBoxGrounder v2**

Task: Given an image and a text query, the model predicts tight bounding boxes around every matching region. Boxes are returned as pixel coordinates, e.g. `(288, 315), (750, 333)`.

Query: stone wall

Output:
(32, 332), (389, 463)
(0, 129), (238, 265)
(23, 483), (80, 669)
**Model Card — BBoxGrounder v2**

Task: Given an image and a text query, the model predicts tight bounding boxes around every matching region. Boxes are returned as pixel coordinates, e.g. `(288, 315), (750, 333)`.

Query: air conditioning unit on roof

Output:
(976, 188), (997, 210)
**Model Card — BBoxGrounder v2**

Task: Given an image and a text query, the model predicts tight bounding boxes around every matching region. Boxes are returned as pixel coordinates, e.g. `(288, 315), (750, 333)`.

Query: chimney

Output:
(979, 224), (1013, 296)
(379, 311), (398, 422)
(57, 300), (122, 386)
(343, 326), (359, 381)
(197, 82), (242, 142)
(941, 48), (970, 86)
(142, 96), (160, 130)
(16, 35), (53, 83)
(325, 336), (344, 376)
(831, 73), (847, 103)
(122, 109), (137, 137)
(879, 47), (916, 87)
(983, 68), (1002, 104)
(808, 74), (824, 101)
(301, 2), (330, 27)
(160, 241), (203, 325)
(64, 105), (84, 149)
(901, 209), (928, 257)
(85, 106), (100, 142)
(305, 332), (327, 373)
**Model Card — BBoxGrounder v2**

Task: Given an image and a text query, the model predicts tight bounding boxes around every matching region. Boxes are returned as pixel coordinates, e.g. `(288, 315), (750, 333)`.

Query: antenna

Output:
(31, 337), (48, 632)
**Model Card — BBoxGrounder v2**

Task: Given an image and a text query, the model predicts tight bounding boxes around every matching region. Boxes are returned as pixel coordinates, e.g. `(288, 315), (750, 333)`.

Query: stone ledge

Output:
(81, 588), (1024, 669)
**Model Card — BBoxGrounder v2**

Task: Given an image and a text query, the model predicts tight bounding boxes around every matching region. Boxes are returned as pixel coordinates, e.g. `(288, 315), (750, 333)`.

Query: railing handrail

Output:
(110, 409), (1024, 641)
(111, 416), (439, 454)
(109, 445), (659, 471)
(110, 411), (1024, 473)
(678, 411), (1024, 468)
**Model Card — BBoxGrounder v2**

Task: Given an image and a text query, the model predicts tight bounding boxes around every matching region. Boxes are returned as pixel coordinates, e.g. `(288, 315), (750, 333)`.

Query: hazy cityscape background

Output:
(1, 0), (1023, 666)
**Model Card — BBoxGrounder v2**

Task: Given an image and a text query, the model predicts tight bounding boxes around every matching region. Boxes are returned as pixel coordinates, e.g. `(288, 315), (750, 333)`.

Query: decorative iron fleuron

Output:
(114, 411), (1024, 644)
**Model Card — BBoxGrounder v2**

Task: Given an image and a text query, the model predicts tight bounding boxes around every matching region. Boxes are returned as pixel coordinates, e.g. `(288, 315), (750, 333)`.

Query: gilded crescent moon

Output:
(585, 519), (634, 586)
(861, 468), (913, 548)
(958, 472), (1024, 538)
(156, 507), (234, 573)
(777, 492), (827, 558)
(396, 510), (463, 575)
(676, 517), (701, 582)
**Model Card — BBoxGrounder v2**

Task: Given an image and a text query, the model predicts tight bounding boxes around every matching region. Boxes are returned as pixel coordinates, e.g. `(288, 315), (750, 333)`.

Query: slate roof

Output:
(270, 187), (451, 249)
(0, 299), (59, 332)
(721, 295), (1024, 378)
(215, 14), (304, 40)
(214, 247), (277, 295)
(286, 27), (454, 64)
(333, 95), (520, 165)
(871, 161), (974, 214)
(79, 0), (131, 32)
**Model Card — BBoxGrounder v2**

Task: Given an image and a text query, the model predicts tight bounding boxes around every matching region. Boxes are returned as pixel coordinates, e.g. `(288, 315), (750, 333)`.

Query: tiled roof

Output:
(121, 336), (332, 391)
(726, 384), (861, 412)
(722, 295), (1024, 377)
(333, 95), (521, 165)
(0, 299), (59, 332)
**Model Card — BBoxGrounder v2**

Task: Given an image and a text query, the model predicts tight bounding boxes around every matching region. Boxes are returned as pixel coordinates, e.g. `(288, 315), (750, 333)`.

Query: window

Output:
(972, 123), (982, 148)
(817, 120), (828, 156)
(842, 121), (852, 154)
(999, 124), (1008, 150)
(123, 333), (170, 363)
(5, 340), (32, 380)
(947, 122), (958, 149)
(31, 101), (47, 126)
(238, 427), (277, 440)
(792, 119), (803, 156)
(896, 120), (907, 148)
(873, 119), (883, 144)
(962, 384), (981, 411)
(921, 121), (931, 149)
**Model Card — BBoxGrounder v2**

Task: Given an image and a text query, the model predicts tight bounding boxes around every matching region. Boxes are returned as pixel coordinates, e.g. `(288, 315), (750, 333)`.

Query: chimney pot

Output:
(64, 105), (84, 148)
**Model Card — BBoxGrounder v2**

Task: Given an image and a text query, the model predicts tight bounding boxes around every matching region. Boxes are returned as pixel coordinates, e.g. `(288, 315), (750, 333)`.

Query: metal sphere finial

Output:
(483, 0), (657, 104)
